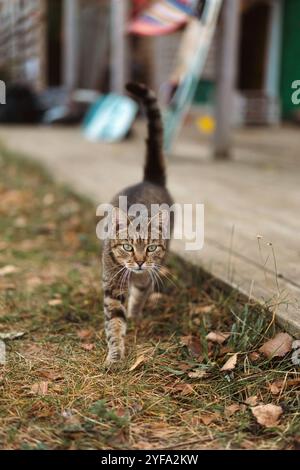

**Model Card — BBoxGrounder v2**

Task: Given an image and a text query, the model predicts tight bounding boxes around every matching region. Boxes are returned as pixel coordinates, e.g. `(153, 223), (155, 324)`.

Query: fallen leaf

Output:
(171, 383), (194, 396)
(219, 345), (233, 356)
(0, 281), (16, 291)
(268, 378), (300, 395)
(188, 370), (207, 379)
(26, 276), (42, 290)
(249, 351), (261, 361)
(129, 354), (146, 371)
(245, 396), (258, 406)
(206, 331), (231, 345)
(198, 413), (220, 425)
(251, 404), (283, 428)
(14, 216), (27, 228)
(240, 439), (256, 450)
(268, 381), (282, 395)
(259, 332), (293, 359)
(176, 363), (192, 372)
(48, 299), (62, 306)
(30, 381), (49, 396)
(189, 304), (215, 315)
(0, 331), (25, 340)
(221, 353), (238, 371)
(180, 335), (202, 359)
(81, 343), (95, 351)
(43, 193), (55, 206)
(77, 329), (93, 340)
(39, 370), (63, 381)
(225, 403), (241, 417)
(0, 265), (19, 277)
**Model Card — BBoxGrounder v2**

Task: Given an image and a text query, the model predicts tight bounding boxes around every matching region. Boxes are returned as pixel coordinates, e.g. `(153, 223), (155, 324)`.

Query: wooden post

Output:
(63, 0), (79, 91)
(110, 0), (129, 94)
(213, 0), (240, 159)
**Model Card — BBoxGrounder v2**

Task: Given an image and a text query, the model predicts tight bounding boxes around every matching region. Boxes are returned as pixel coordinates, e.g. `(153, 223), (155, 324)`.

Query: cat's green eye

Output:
(123, 244), (133, 252)
(147, 245), (157, 252)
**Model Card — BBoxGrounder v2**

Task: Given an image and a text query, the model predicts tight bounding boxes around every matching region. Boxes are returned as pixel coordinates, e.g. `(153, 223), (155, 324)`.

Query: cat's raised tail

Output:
(126, 82), (166, 187)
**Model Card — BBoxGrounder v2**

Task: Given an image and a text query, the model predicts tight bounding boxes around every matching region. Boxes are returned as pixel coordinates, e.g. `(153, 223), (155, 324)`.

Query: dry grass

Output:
(0, 146), (299, 450)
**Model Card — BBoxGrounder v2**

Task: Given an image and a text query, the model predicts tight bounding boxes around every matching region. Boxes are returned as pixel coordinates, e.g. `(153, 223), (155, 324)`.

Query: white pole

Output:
(63, 0), (80, 91)
(214, 0), (240, 159)
(110, 0), (129, 94)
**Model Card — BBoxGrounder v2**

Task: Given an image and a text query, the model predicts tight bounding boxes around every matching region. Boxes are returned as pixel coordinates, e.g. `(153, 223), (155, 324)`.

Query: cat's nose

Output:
(136, 261), (144, 268)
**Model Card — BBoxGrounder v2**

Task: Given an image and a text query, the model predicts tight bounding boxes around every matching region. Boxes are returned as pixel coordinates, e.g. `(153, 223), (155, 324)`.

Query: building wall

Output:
(0, 0), (47, 90)
(280, 0), (300, 118)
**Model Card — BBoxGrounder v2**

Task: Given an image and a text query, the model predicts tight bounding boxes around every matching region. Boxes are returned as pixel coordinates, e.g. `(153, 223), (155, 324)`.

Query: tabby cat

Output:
(102, 83), (173, 368)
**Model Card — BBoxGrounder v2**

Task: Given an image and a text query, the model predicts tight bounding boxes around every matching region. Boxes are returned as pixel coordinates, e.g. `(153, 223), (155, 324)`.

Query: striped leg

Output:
(127, 281), (152, 319)
(103, 284), (127, 368)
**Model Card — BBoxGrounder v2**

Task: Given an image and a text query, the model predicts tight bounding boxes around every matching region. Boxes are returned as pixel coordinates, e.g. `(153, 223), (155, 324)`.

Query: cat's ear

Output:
(110, 207), (129, 238)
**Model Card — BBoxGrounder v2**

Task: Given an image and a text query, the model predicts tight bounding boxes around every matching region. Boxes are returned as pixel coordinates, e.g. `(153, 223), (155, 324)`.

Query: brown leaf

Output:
(251, 404), (283, 428)
(43, 193), (55, 206)
(259, 332), (293, 359)
(268, 378), (300, 395)
(14, 216), (27, 228)
(221, 353), (238, 371)
(188, 370), (207, 379)
(0, 241), (8, 251)
(268, 381), (282, 395)
(225, 403), (241, 417)
(199, 413), (220, 425)
(249, 351), (261, 362)
(168, 383), (195, 396)
(129, 354), (146, 371)
(26, 276), (42, 291)
(176, 363), (192, 372)
(0, 265), (19, 277)
(30, 381), (49, 396)
(219, 345), (233, 356)
(189, 304), (215, 315)
(77, 329), (93, 340)
(245, 396), (258, 406)
(180, 335), (202, 358)
(206, 331), (231, 345)
(240, 439), (256, 450)
(81, 343), (95, 351)
(48, 298), (62, 306)
(39, 370), (63, 381)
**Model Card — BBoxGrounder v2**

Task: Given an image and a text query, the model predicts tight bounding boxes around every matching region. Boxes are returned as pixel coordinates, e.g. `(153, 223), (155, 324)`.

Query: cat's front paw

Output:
(104, 351), (124, 371)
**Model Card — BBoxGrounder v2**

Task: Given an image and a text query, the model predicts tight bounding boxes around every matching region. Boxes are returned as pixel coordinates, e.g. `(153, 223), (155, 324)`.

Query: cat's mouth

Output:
(131, 267), (146, 274)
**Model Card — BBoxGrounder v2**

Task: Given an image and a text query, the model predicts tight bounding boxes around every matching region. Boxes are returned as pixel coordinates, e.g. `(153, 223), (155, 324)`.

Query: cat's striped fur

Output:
(102, 83), (173, 368)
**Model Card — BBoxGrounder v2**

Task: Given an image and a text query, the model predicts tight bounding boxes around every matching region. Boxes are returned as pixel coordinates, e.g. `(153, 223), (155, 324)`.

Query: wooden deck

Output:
(172, 125), (300, 335)
(0, 124), (299, 334)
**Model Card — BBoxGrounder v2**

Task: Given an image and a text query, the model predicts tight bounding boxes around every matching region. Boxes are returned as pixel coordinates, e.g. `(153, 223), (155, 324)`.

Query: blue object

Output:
(83, 93), (138, 143)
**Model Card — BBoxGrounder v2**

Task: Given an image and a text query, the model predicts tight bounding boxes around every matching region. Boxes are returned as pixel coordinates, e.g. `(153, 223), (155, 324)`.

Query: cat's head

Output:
(108, 207), (169, 273)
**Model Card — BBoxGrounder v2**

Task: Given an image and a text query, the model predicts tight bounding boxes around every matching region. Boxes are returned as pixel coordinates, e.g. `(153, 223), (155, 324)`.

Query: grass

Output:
(0, 145), (299, 450)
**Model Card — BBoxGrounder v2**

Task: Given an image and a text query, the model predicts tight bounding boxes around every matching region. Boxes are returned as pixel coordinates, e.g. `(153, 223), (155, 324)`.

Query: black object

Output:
(0, 83), (43, 124)
(194, 0), (206, 19)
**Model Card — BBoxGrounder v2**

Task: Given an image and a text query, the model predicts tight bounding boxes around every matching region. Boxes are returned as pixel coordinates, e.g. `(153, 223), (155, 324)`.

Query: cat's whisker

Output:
(151, 268), (163, 292)
(153, 264), (177, 287)
(108, 265), (126, 283)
